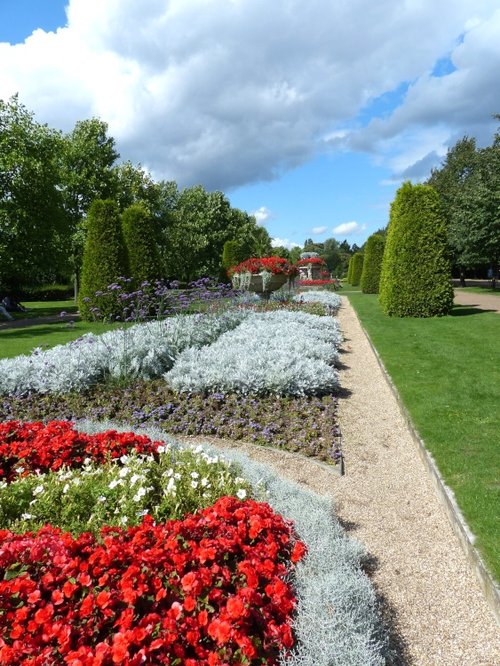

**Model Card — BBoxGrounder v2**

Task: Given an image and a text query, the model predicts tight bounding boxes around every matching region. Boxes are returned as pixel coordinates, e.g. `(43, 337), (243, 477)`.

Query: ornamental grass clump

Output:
(165, 310), (342, 396)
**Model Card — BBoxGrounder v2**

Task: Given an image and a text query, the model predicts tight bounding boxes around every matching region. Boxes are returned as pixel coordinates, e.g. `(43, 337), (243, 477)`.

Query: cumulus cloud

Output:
(252, 206), (272, 225)
(332, 222), (366, 236)
(0, 0), (498, 189)
(312, 226), (328, 235)
(271, 237), (301, 250)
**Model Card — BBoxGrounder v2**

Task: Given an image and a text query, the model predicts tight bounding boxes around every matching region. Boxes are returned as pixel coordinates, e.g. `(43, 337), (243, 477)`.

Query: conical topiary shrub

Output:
(361, 234), (386, 294)
(122, 202), (162, 285)
(79, 199), (129, 320)
(379, 182), (453, 317)
(350, 252), (364, 286)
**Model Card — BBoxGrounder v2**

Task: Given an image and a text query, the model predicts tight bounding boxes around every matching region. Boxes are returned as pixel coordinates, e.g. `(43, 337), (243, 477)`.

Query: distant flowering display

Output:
(228, 257), (298, 278)
(0, 421), (305, 664)
(295, 257), (326, 266)
(298, 279), (337, 286)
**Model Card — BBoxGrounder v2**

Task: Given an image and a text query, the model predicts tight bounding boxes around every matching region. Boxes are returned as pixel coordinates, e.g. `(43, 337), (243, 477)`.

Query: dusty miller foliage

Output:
(0, 311), (248, 396)
(165, 310), (342, 396)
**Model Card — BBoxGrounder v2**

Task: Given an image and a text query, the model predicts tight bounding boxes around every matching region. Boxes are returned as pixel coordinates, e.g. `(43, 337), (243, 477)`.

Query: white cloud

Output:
(252, 206), (272, 225)
(271, 237), (301, 250)
(312, 226), (328, 235)
(0, 0), (498, 189)
(332, 222), (366, 236)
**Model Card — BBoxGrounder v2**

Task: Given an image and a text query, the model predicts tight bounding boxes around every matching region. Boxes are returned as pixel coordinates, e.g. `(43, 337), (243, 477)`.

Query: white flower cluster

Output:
(165, 310), (342, 396)
(0, 310), (248, 396)
(294, 290), (342, 312)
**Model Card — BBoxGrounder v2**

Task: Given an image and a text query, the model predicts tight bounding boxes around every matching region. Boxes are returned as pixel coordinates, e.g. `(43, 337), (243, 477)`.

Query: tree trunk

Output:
(459, 269), (466, 288)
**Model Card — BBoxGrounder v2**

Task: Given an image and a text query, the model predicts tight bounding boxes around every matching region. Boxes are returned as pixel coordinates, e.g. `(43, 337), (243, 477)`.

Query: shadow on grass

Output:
(0, 324), (77, 340)
(451, 305), (496, 317)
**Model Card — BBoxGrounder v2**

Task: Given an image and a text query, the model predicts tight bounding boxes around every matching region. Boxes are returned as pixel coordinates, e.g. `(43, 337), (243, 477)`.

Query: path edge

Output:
(346, 302), (500, 626)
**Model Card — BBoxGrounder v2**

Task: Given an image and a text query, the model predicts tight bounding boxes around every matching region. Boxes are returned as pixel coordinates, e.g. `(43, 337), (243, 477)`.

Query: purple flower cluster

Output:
(86, 277), (239, 323)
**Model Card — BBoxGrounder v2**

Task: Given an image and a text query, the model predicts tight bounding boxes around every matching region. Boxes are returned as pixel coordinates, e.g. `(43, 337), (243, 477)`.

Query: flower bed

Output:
(0, 310), (248, 396)
(294, 291), (342, 311)
(0, 385), (342, 464)
(165, 310), (342, 396)
(0, 422), (305, 665)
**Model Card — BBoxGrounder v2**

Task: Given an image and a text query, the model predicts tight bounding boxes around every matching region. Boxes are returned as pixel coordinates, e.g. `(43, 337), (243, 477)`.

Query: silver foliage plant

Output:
(165, 310), (343, 396)
(0, 311), (248, 396)
(294, 290), (342, 312)
(78, 421), (389, 666)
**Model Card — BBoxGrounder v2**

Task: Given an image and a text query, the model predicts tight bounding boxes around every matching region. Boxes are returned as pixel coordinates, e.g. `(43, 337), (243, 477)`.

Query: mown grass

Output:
(0, 300), (116, 358)
(347, 292), (500, 580)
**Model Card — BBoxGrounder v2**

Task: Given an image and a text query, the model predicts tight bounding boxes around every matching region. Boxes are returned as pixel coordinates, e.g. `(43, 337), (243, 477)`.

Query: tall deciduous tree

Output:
(0, 95), (67, 292)
(428, 121), (500, 287)
(61, 118), (119, 296)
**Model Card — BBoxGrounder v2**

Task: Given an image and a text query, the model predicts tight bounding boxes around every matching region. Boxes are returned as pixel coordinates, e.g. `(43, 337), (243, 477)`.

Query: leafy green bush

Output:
(361, 234), (386, 293)
(222, 239), (242, 274)
(350, 252), (364, 286)
(78, 199), (129, 320)
(122, 202), (163, 284)
(379, 182), (453, 317)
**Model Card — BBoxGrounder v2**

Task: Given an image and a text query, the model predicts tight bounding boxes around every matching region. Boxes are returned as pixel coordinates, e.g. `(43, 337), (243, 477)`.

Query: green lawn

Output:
(347, 292), (500, 580)
(0, 300), (119, 358)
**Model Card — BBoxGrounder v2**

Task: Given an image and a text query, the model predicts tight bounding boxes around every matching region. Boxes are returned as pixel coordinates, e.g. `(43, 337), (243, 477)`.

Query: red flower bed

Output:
(0, 421), (161, 483)
(295, 258), (326, 266)
(228, 257), (297, 278)
(0, 496), (306, 665)
(298, 279), (336, 286)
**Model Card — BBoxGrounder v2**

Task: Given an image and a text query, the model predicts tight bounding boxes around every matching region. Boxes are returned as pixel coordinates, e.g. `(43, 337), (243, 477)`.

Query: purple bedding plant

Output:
(84, 276), (239, 323)
(0, 381), (342, 465)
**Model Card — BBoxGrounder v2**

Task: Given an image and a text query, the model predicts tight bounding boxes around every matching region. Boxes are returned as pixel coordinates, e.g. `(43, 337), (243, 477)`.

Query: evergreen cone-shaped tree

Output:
(379, 182), (453, 317)
(79, 199), (129, 320)
(361, 234), (386, 293)
(347, 256), (354, 283)
(350, 252), (364, 286)
(122, 202), (162, 284)
(222, 240), (242, 274)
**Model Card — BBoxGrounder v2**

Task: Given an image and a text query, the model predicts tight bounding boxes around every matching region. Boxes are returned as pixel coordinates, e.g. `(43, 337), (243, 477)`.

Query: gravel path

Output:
(453, 289), (500, 313)
(197, 297), (500, 665)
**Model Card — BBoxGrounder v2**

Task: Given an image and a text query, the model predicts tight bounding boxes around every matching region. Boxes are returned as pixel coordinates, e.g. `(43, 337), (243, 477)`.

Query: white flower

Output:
(15, 466), (24, 474)
(98, 495), (107, 503)
(191, 480), (198, 489)
(119, 467), (129, 478)
(33, 485), (44, 495)
(166, 468), (174, 477)
(190, 471), (199, 479)
(174, 472), (181, 481)
(108, 479), (121, 489)
(165, 477), (176, 494)
(130, 473), (143, 486)
(133, 487), (147, 502)
(201, 478), (209, 487)
(120, 516), (128, 524)
(236, 489), (247, 500)
(62, 483), (70, 494)
(157, 445), (168, 454)
(21, 513), (33, 520)
(120, 455), (129, 464)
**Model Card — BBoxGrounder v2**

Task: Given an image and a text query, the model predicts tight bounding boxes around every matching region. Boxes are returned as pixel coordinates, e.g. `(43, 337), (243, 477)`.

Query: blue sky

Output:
(1, 0), (499, 249)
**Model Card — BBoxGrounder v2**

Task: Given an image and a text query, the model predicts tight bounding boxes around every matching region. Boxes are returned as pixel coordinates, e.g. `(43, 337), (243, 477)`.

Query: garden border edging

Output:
(351, 309), (500, 626)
